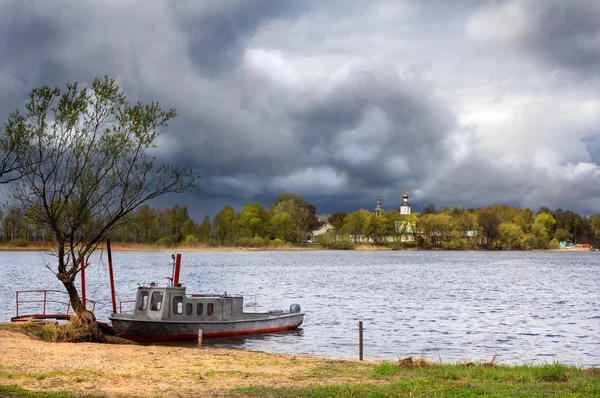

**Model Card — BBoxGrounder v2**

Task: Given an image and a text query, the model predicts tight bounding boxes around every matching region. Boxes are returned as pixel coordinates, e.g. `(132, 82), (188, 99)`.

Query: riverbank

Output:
(0, 241), (394, 252)
(0, 241), (593, 252)
(0, 323), (598, 397)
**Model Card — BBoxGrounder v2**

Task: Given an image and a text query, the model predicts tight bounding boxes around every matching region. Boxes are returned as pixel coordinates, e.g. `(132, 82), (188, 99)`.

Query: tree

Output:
(554, 227), (572, 242)
(592, 215), (600, 242)
(213, 205), (237, 244)
(197, 215), (212, 242)
(496, 222), (525, 250)
(364, 214), (388, 245)
(239, 202), (268, 238)
(328, 212), (347, 229)
(477, 208), (501, 249)
(534, 212), (556, 240)
(133, 204), (157, 242)
(423, 204), (437, 214)
(275, 193), (304, 205)
(342, 209), (370, 243)
(0, 77), (199, 341)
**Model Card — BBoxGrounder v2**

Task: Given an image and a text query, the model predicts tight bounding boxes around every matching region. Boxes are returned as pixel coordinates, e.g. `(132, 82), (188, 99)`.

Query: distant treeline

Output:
(2, 193), (599, 250)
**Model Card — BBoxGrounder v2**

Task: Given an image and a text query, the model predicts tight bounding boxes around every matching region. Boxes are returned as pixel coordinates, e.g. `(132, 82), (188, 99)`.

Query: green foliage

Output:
(0, 385), (73, 397)
(156, 237), (174, 247)
(275, 192), (304, 205)
(7, 238), (29, 247)
(237, 236), (267, 248)
(371, 361), (399, 377)
(239, 203), (269, 238)
(327, 211), (347, 229)
(270, 238), (285, 247)
(534, 212), (556, 239)
(184, 234), (196, 243)
(318, 232), (355, 250)
(496, 222), (526, 250)
(213, 205), (237, 244)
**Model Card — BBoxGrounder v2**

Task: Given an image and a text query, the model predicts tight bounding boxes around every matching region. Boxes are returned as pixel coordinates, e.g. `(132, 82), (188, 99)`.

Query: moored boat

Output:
(109, 255), (304, 342)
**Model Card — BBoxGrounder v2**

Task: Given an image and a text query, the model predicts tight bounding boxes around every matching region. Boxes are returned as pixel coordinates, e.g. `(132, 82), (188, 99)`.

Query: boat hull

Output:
(110, 313), (304, 342)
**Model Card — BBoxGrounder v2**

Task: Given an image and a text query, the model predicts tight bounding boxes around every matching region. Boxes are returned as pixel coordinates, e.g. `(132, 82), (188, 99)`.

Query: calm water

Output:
(1, 250), (598, 366)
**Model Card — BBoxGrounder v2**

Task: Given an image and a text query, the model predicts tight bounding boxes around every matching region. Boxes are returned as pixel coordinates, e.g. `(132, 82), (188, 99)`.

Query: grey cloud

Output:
(1, 0), (599, 218)
(468, 0), (600, 74)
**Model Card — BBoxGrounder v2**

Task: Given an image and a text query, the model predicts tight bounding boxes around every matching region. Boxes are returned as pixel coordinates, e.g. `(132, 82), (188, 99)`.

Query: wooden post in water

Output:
(81, 259), (86, 308)
(107, 239), (117, 314)
(358, 320), (363, 361)
(198, 329), (203, 348)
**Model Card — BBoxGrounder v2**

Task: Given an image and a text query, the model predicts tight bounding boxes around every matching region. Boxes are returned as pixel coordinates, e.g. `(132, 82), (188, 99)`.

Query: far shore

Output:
(0, 241), (593, 252)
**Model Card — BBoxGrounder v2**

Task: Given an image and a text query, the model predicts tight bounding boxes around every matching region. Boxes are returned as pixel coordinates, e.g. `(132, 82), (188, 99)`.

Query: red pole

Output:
(107, 240), (117, 313)
(173, 253), (182, 287)
(43, 291), (47, 315)
(16, 292), (19, 317)
(81, 259), (86, 308)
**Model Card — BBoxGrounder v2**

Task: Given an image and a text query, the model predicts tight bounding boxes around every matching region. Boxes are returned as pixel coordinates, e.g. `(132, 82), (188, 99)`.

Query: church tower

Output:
(373, 196), (384, 217)
(399, 189), (411, 215)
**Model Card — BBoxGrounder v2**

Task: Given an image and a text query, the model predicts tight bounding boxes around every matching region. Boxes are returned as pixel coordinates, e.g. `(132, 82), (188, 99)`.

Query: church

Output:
(372, 190), (415, 243)
(372, 189), (412, 216)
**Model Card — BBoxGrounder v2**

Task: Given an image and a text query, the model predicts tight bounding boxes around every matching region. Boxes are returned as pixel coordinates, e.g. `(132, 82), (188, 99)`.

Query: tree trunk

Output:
(62, 278), (104, 342)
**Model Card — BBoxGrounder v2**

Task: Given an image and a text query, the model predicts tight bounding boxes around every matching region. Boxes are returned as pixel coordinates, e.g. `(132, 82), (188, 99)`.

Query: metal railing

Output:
(14, 289), (96, 319)
(118, 300), (136, 314)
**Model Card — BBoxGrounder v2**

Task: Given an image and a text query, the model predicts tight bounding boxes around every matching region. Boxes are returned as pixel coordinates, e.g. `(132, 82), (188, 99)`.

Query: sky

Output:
(1, 0), (599, 220)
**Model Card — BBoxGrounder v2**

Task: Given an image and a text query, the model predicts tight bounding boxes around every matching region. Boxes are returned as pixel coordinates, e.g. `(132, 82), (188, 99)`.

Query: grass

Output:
(232, 359), (600, 398)
(0, 385), (103, 397)
(34, 319), (83, 343)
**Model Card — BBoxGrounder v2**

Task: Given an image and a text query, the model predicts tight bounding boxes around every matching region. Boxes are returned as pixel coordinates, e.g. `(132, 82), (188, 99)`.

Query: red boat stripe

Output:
(116, 324), (301, 342)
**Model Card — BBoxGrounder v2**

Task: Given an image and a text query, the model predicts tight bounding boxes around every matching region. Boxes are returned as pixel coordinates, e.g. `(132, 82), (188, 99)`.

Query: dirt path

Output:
(0, 327), (361, 397)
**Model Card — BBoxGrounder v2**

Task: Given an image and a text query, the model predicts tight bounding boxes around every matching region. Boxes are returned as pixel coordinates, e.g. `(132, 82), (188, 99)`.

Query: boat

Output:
(108, 254), (304, 342)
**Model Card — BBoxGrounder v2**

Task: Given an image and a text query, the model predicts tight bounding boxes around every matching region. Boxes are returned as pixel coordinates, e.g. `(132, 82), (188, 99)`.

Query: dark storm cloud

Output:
(173, 0), (307, 76)
(1, 0), (599, 218)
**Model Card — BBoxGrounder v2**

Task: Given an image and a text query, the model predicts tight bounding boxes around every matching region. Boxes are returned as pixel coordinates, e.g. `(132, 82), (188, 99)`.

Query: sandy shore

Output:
(0, 323), (359, 397)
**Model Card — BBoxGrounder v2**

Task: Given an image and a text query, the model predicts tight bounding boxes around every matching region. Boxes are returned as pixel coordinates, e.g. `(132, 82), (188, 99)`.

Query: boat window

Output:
(138, 291), (148, 311)
(173, 296), (183, 314)
(150, 292), (163, 311)
(185, 303), (192, 316)
(207, 303), (214, 316)
(197, 303), (203, 315)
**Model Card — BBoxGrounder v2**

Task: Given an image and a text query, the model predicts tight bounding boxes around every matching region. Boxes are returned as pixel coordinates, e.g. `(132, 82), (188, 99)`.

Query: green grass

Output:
(0, 385), (103, 397)
(0, 369), (105, 381)
(232, 361), (600, 398)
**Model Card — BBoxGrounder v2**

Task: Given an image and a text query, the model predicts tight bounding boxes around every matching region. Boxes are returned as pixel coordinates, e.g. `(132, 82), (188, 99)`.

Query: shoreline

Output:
(0, 242), (593, 252)
(0, 322), (598, 397)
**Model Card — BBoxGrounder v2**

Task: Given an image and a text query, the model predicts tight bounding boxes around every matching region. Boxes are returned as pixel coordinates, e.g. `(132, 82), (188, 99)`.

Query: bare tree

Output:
(0, 77), (200, 341)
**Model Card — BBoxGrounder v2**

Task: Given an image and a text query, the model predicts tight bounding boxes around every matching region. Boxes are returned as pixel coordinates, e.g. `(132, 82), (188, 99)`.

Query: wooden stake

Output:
(198, 329), (203, 348)
(358, 320), (363, 361)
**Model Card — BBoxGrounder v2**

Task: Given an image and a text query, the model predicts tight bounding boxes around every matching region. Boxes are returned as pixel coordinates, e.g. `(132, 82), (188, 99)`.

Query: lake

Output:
(1, 250), (598, 366)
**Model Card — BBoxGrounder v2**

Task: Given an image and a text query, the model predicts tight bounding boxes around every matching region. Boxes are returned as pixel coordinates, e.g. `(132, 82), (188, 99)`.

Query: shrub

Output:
(8, 238), (29, 247)
(185, 235), (197, 243)
(36, 316), (83, 342)
(156, 237), (174, 247)
(270, 238), (285, 247)
(237, 236), (267, 248)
